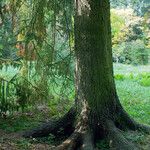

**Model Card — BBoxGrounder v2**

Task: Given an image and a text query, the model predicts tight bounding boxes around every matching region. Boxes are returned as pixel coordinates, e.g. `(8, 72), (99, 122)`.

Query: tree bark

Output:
(75, 0), (117, 130)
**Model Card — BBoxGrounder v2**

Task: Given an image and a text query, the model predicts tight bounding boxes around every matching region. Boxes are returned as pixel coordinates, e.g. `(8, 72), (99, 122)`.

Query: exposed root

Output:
(135, 123), (150, 134)
(23, 106), (76, 138)
(22, 97), (150, 150)
(81, 130), (95, 150)
(106, 120), (139, 150)
(55, 127), (95, 150)
(55, 101), (95, 150)
(56, 130), (82, 150)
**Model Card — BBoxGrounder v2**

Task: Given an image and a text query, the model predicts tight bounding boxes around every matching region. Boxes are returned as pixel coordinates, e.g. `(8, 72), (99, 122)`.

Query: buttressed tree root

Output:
(23, 106), (76, 138)
(23, 100), (150, 150)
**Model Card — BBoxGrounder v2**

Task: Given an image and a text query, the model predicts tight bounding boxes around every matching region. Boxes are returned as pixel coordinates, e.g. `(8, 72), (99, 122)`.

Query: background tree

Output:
(111, 8), (149, 64)
(110, 0), (150, 16)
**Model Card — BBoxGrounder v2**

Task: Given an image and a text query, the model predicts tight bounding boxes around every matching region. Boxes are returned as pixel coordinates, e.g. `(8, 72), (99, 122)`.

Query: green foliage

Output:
(0, 1), (17, 59)
(16, 139), (31, 150)
(0, 0), (74, 116)
(113, 40), (149, 65)
(138, 73), (150, 87)
(111, 8), (149, 65)
(110, 0), (150, 16)
(0, 61), (74, 116)
(124, 40), (149, 65)
(111, 9), (127, 44)
(114, 64), (150, 124)
(0, 66), (32, 115)
(114, 74), (125, 80)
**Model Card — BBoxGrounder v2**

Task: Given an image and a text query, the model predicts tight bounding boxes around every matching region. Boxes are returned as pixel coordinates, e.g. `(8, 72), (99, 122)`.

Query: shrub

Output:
(139, 73), (150, 87)
(123, 40), (149, 65)
(139, 78), (150, 87)
(114, 74), (125, 80)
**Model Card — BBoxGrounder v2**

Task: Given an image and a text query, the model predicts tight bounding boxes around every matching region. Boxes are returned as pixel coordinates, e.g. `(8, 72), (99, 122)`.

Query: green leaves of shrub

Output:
(139, 74), (150, 87)
(115, 72), (150, 87)
(114, 74), (125, 80)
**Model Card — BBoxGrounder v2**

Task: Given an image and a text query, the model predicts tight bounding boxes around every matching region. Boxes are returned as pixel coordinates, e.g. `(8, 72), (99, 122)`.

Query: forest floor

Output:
(0, 105), (150, 150)
(0, 64), (150, 149)
(0, 129), (54, 150)
(0, 106), (61, 150)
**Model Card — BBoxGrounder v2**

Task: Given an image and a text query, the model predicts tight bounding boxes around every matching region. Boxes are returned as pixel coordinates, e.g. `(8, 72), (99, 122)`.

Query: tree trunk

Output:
(75, 0), (117, 124)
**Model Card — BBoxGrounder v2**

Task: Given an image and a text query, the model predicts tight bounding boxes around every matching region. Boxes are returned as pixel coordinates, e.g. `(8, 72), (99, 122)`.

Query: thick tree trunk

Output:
(75, 0), (117, 130)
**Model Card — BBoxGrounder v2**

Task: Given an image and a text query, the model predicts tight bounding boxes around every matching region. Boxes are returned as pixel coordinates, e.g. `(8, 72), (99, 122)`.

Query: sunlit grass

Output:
(114, 63), (150, 125)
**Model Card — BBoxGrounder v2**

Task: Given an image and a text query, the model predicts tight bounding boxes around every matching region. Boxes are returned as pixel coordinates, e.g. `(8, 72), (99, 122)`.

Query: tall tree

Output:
(23, 0), (150, 149)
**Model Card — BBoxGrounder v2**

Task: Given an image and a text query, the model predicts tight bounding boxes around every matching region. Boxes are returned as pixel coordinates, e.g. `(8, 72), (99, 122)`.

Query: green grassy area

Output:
(113, 63), (150, 125)
(116, 80), (150, 124)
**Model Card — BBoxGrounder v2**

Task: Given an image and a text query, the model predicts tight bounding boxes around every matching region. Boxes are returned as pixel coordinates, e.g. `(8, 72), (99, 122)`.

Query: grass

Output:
(113, 63), (150, 75)
(113, 63), (150, 125)
(116, 79), (150, 124)
(0, 112), (43, 132)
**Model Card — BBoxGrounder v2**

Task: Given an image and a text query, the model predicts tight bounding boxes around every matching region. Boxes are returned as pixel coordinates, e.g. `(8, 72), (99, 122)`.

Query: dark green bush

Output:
(113, 40), (149, 65)
(114, 74), (125, 80)
(140, 78), (150, 87)
(124, 40), (149, 65)
(138, 73), (150, 87)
